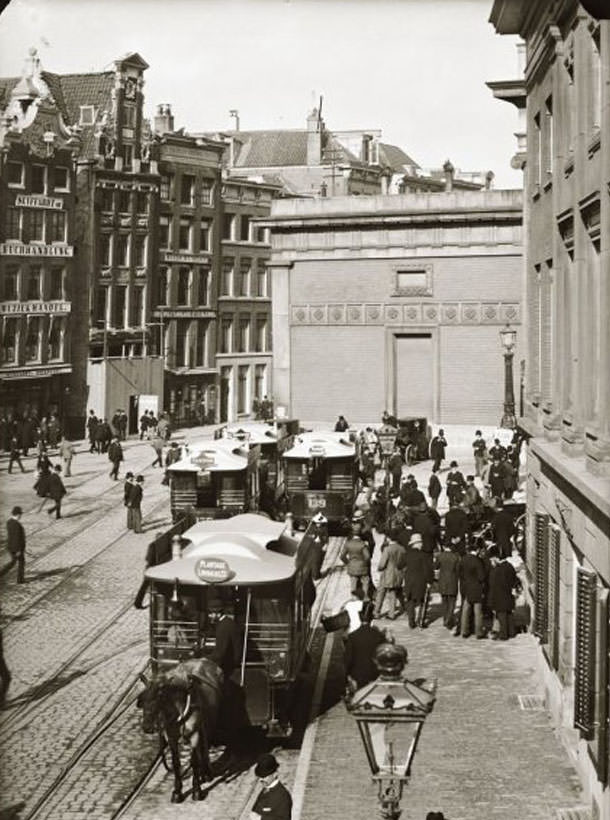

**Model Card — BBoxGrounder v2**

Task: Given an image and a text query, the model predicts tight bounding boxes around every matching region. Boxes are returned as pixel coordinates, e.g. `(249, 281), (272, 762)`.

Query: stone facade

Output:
(262, 190), (523, 425)
(491, 2), (610, 815)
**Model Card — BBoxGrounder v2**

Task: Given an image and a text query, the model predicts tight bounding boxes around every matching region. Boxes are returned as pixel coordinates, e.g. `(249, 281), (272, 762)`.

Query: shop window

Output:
(29, 210), (45, 242)
(221, 260), (233, 296)
(25, 317), (41, 361)
(239, 316), (250, 352)
(256, 261), (267, 297)
(159, 217), (170, 249)
(118, 190), (131, 213)
(7, 161), (24, 187)
(199, 220), (210, 252)
(117, 234), (129, 267)
(100, 234), (112, 267)
(3, 265), (19, 301)
(48, 318), (63, 360)
(101, 187), (114, 212)
(31, 164), (46, 194)
(134, 235), (147, 267)
(178, 219), (191, 251)
(181, 174), (195, 206)
(160, 174), (172, 200)
(136, 191), (148, 214)
(198, 269), (208, 306)
(131, 285), (144, 327)
(5, 207), (21, 241)
(50, 267), (64, 300)
(220, 316), (233, 354)
(48, 211), (66, 243)
(201, 177), (213, 205)
(240, 215), (251, 242)
(177, 267), (190, 305)
(222, 214), (234, 240)
(53, 166), (69, 192)
(26, 267), (41, 301)
(255, 314), (267, 352)
(112, 285), (127, 328)
(254, 364), (266, 399)
(1, 318), (18, 363)
(239, 259), (250, 296)
(237, 365), (248, 413)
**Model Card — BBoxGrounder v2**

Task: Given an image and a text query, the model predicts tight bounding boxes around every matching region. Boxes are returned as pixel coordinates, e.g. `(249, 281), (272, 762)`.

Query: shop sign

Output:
(309, 444), (326, 457)
(0, 243), (73, 257)
(195, 557), (233, 584)
(0, 365), (72, 380)
(155, 309), (215, 319)
(161, 250), (211, 265)
(15, 194), (63, 210)
(0, 301), (71, 315)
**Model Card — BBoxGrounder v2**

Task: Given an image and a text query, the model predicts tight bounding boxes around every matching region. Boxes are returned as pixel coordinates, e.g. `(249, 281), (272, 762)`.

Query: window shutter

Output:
(597, 589), (609, 785)
(574, 568), (597, 739)
(534, 513), (549, 640)
(548, 524), (561, 670)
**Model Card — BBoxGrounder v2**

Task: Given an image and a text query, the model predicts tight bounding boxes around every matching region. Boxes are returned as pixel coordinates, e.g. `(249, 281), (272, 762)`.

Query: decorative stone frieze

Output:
(290, 301), (521, 326)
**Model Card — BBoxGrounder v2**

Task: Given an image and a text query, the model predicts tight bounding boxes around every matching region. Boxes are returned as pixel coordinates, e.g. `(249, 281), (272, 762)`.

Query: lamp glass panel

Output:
(362, 719), (420, 776)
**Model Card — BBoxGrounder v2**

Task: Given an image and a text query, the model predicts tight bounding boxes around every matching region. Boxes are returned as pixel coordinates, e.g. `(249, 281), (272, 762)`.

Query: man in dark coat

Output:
(458, 543), (487, 638)
(430, 429), (447, 472)
(488, 548), (521, 640)
(124, 472), (135, 529)
(47, 465), (66, 519)
(340, 524), (372, 599)
(428, 467), (442, 509)
(403, 534), (433, 628)
(87, 410), (99, 453)
(252, 753), (292, 820)
(472, 430), (487, 478)
(344, 601), (385, 691)
(444, 500), (470, 553)
(492, 501), (516, 559)
(374, 534), (407, 620)
(334, 415), (349, 432)
(488, 438), (507, 463)
(487, 457), (507, 500)
(436, 543), (460, 628)
(212, 607), (242, 679)
(446, 461), (466, 505)
(128, 475), (144, 533)
(7, 437), (25, 474)
(108, 437), (124, 480)
(6, 506), (26, 584)
(400, 478), (426, 510)
(388, 447), (403, 495)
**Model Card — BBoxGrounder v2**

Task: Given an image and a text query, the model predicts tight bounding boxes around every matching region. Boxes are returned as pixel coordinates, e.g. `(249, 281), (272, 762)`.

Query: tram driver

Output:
(210, 602), (242, 680)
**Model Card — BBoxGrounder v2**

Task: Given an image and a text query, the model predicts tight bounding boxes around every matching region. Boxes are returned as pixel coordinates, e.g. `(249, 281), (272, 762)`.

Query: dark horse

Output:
(137, 657), (224, 802)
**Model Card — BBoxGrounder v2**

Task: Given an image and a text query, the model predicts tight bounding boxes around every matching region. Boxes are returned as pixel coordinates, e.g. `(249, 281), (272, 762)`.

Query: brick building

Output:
(491, 1), (610, 815)
(262, 188), (523, 425)
(0, 49), (81, 435)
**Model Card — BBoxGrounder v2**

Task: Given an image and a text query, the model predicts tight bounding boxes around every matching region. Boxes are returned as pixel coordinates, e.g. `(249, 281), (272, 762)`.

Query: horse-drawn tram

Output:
(281, 431), (357, 528)
(167, 438), (261, 522)
(144, 513), (317, 735)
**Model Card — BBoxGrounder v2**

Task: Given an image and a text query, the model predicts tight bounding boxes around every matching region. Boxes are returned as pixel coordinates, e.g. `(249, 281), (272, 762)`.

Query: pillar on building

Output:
(268, 261), (293, 415)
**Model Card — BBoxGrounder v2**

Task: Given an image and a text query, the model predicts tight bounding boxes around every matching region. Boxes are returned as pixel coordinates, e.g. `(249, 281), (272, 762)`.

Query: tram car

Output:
(145, 513), (318, 734)
(167, 438), (261, 522)
(281, 431), (357, 528)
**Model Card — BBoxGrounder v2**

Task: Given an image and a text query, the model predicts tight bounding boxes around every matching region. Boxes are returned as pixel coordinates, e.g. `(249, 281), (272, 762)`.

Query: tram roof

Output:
(167, 438), (249, 473)
(144, 514), (295, 585)
(219, 422), (279, 446)
(282, 430), (355, 460)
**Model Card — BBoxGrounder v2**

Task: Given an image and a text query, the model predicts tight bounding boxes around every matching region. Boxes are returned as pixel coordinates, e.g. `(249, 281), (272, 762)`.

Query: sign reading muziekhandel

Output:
(0, 243), (74, 257)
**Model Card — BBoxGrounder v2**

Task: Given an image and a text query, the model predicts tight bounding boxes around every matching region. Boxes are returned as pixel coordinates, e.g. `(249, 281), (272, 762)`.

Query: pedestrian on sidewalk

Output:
(340, 522), (372, 600)
(430, 428), (447, 472)
(428, 466), (442, 509)
(128, 475), (145, 533)
(108, 437), (124, 480)
(446, 461), (466, 505)
(163, 441), (181, 485)
(8, 437), (25, 474)
(491, 500), (515, 559)
(6, 506), (26, 584)
(403, 534), (432, 628)
(139, 411), (149, 440)
(343, 600), (385, 693)
(124, 472), (135, 529)
(436, 542), (460, 629)
(472, 429), (488, 478)
(488, 546), (521, 640)
(374, 532), (407, 621)
(87, 410), (99, 453)
(47, 464), (66, 519)
(250, 753), (292, 820)
(458, 542), (487, 639)
(444, 500), (469, 554)
(388, 446), (403, 495)
(58, 437), (75, 477)
(150, 434), (164, 468)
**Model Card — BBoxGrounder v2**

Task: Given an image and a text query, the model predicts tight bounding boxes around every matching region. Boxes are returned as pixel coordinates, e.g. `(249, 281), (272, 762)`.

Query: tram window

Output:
(250, 595), (290, 624)
(307, 458), (327, 490)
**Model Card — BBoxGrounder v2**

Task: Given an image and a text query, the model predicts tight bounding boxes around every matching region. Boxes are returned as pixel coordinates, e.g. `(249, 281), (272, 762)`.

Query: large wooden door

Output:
(395, 334), (433, 418)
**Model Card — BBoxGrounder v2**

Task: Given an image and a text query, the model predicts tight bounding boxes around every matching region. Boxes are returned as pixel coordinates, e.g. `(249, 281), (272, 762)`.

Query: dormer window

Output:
(79, 105), (95, 126)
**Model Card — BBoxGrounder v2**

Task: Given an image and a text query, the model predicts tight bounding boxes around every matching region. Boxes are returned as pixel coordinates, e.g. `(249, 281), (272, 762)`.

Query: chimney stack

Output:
(154, 103), (174, 136)
(307, 107), (323, 166)
(443, 159), (454, 192)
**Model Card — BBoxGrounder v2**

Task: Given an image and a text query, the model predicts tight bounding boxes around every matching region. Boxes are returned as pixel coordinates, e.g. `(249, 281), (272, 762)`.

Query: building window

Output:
(6, 161), (24, 187)
(3, 265), (19, 300)
(25, 317), (41, 361)
(159, 217), (170, 249)
(134, 235), (147, 267)
(254, 364), (266, 399)
(239, 259), (250, 296)
(199, 220), (210, 252)
(131, 285), (144, 327)
(178, 219), (191, 251)
(48, 318), (63, 360)
(117, 234), (129, 267)
(159, 266), (169, 305)
(256, 261), (267, 297)
(239, 315), (250, 352)
(177, 267), (190, 305)
(26, 267), (41, 300)
(118, 190), (131, 213)
(180, 174), (195, 206)
(255, 226), (269, 244)
(222, 260), (233, 295)
(136, 191), (148, 214)
(123, 144), (134, 168)
(533, 112), (542, 190)
(255, 314), (267, 352)
(237, 365), (248, 413)
(79, 105), (95, 125)
(201, 177), (213, 205)
(50, 267), (64, 300)
(222, 213), (234, 240)
(1, 318), (18, 363)
(196, 321), (207, 366)
(101, 188), (114, 212)
(197, 268), (208, 306)
(175, 318), (188, 367)
(220, 316), (233, 354)
(53, 166), (69, 192)
(94, 286), (108, 324)
(112, 285), (127, 328)
(100, 234), (112, 267)
(48, 211), (66, 243)
(5, 208), (21, 241)
(240, 215), (251, 242)
(545, 96), (553, 180)
(123, 105), (136, 128)
(160, 174), (172, 200)
(31, 164), (46, 194)
(29, 210), (45, 242)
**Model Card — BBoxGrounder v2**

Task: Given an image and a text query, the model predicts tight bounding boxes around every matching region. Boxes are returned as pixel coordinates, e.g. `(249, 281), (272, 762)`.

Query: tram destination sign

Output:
(195, 557), (233, 584)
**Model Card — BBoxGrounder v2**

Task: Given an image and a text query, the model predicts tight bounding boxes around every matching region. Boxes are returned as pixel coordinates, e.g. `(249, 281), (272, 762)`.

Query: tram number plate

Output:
(306, 493), (327, 510)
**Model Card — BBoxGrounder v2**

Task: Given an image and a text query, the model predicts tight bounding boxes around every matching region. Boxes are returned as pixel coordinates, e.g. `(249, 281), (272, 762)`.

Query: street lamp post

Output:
(346, 643), (437, 820)
(499, 324), (517, 429)
(377, 423), (398, 522)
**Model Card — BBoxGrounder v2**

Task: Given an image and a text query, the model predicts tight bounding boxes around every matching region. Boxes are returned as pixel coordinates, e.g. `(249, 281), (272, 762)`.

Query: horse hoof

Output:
(192, 790), (205, 801)
(171, 792), (183, 804)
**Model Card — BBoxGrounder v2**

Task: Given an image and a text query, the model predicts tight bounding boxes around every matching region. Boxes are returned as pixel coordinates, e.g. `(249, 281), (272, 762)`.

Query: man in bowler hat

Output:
(250, 753), (292, 820)
(6, 506), (26, 584)
(344, 600), (386, 692)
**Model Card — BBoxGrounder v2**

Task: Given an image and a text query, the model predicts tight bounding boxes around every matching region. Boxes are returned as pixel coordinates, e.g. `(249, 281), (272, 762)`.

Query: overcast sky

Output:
(0, 0), (522, 188)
